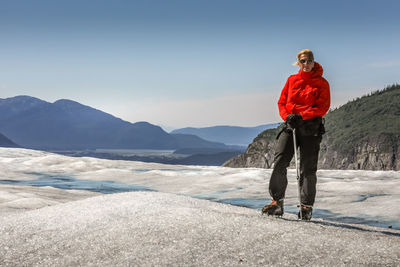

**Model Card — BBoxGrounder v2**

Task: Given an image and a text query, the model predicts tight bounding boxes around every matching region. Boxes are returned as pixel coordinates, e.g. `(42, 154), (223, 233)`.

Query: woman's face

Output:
(298, 54), (315, 72)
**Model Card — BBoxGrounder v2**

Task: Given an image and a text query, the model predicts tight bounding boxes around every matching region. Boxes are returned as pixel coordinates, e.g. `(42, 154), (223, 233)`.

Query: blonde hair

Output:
(293, 49), (314, 66)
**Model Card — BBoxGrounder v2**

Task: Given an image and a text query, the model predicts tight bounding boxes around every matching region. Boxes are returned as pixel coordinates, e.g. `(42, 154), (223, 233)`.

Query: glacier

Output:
(1, 147), (399, 229)
(0, 148), (399, 266)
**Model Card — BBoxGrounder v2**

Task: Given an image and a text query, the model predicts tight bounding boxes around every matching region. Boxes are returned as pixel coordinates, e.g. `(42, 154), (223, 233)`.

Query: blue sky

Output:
(1, 0), (399, 129)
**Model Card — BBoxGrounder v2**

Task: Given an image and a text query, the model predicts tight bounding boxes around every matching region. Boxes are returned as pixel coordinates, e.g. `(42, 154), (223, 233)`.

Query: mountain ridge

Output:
(223, 84), (400, 170)
(0, 132), (20, 148)
(0, 96), (228, 150)
(171, 123), (280, 146)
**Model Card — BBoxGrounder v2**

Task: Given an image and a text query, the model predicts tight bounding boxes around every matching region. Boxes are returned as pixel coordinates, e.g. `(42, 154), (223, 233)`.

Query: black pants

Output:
(269, 120), (323, 206)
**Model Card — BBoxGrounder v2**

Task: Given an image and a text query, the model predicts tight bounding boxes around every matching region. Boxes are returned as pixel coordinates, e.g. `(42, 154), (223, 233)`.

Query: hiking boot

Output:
(298, 205), (312, 221)
(261, 199), (284, 216)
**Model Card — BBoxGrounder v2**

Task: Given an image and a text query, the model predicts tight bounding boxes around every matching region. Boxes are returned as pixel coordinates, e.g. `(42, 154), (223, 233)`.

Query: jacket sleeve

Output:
(300, 79), (331, 120)
(278, 78), (290, 121)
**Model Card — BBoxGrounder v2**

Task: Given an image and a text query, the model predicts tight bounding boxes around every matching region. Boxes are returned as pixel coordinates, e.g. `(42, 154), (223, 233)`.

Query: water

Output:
(1, 176), (398, 230)
(193, 190), (400, 230)
(212, 197), (399, 230)
(95, 149), (177, 157)
(0, 174), (154, 194)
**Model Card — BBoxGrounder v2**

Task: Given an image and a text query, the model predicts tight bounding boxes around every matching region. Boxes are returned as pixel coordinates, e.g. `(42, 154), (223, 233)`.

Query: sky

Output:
(0, 0), (399, 130)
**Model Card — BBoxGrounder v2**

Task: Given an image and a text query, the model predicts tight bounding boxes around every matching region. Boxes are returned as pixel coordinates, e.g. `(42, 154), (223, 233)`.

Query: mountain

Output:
(0, 96), (228, 150)
(0, 132), (19, 148)
(170, 133), (227, 149)
(171, 123), (280, 146)
(223, 84), (400, 171)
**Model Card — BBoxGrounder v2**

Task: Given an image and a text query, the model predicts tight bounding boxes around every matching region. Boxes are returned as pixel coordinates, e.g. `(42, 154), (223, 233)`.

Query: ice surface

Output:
(0, 148), (400, 265)
(0, 191), (399, 266)
(0, 184), (99, 213)
(1, 147), (400, 228)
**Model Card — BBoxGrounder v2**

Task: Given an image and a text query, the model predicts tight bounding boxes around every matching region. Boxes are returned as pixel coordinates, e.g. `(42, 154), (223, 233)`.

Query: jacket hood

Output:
(299, 62), (323, 79)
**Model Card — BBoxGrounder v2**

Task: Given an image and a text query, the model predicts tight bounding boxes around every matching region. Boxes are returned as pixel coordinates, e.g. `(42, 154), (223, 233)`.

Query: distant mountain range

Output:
(0, 96), (229, 150)
(171, 123), (280, 146)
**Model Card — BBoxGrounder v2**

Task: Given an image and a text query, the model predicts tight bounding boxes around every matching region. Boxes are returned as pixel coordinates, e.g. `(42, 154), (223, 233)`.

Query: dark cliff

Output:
(223, 84), (400, 171)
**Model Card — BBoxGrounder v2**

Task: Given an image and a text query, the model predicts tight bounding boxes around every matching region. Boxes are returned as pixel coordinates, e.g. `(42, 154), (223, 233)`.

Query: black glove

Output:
(286, 114), (303, 129)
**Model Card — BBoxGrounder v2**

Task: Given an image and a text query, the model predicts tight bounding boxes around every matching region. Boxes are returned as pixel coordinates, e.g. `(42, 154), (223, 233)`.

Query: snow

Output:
(0, 184), (99, 213)
(0, 148), (399, 265)
(1, 148), (399, 227)
(0, 191), (399, 266)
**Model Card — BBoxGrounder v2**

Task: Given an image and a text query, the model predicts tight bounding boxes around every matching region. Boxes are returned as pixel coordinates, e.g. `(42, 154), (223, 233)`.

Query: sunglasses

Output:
(299, 59), (314, 64)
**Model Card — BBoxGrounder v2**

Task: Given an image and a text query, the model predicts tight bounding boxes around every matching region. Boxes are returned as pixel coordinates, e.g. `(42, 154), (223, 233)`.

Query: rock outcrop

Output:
(223, 127), (280, 169)
(223, 85), (400, 171)
(319, 133), (399, 170)
(223, 130), (399, 171)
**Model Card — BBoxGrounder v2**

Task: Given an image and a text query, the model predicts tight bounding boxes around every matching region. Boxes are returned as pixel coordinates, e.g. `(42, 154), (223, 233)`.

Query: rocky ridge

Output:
(223, 85), (400, 171)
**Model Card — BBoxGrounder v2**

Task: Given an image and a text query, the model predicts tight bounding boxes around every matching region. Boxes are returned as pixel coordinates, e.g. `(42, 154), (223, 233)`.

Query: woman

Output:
(262, 49), (330, 220)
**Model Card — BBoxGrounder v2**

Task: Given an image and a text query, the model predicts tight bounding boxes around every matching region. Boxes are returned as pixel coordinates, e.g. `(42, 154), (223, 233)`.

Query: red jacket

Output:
(278, 62), (330, 121)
